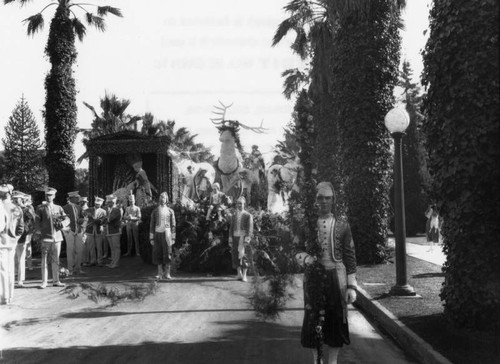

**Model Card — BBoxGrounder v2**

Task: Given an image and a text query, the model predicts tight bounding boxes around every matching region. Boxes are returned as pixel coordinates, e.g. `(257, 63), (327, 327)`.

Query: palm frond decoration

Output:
(97, 6), (123, 17)
(72, 18), (86, 41)
(23, 13), (44, 36)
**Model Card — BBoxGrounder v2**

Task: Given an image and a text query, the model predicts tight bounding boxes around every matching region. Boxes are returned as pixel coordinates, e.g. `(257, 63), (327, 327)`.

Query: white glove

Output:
(346, 273), (358, 304)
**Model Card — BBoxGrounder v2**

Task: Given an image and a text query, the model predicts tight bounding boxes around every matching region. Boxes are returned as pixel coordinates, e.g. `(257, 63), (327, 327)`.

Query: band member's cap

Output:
(106, 194), (117, 202)
(79, 196), (88, 203)
(213, 182), (220, 190)
(12, 190), (25, 199)
(316, 182), (334, 197)
(68, 191), (80, 198)
(45, 187), (57, 195)
(95, 197), (104, 204)
(236, 196), (246, 203)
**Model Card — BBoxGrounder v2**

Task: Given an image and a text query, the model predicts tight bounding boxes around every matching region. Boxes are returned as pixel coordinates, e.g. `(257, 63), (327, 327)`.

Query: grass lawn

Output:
(357, 254), (500, 364)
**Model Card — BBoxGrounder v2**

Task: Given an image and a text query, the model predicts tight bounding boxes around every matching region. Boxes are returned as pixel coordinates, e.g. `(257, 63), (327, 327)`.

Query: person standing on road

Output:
(62, 191), (85, 275)
(227, 196), (253, 282)
(14, 191), (32, 287)
(425, 204), (440, 252)
(22, 194), (36, 271)
(294, 181), (358, 364)
(0, 184), (24, 304)
(150, 192), (176, 280)
(83, 197), (107, 267)
(34, 187), (69, 289)
(123, 193), (141, 257)
(104, 195), (123, 269)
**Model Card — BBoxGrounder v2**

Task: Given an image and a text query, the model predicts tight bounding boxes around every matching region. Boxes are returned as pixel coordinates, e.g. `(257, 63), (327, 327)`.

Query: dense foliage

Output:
(422, 0), (500, 330)
(2, 96), (46, 191)
(329, 0), (402, 264)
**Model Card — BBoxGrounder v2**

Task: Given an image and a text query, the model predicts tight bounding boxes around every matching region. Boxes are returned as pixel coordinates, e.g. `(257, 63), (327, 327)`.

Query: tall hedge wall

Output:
(422, 0), (500, 330)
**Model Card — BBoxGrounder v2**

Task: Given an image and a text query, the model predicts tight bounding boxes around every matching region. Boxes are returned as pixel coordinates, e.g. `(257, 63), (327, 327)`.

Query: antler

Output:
(210, 100), (233, 125)
(238, 119), (268, 134)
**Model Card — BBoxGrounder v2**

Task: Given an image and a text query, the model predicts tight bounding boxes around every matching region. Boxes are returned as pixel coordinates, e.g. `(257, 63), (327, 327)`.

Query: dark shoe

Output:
(53, 282), (65, 287)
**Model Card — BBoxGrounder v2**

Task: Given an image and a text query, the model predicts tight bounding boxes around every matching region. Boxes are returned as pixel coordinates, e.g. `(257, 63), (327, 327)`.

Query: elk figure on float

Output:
(211, 101), (267, 205)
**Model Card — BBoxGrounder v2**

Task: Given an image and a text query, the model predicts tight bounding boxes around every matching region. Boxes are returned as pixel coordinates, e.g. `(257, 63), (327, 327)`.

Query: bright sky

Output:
(0, 0), (430, 168)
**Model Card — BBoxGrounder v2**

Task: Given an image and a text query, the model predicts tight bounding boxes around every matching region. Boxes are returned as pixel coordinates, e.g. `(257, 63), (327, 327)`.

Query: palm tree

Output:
(274, 0), (406, 264)
(324, 0), (406, 264)
(78, 93), (141, 164)
(5, 0), (122, 202)
(143, 116), (214, 164)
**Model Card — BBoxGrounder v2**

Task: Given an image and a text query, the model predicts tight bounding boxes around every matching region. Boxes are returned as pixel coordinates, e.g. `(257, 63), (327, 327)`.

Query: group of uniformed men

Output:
(0, 183), (141, 305)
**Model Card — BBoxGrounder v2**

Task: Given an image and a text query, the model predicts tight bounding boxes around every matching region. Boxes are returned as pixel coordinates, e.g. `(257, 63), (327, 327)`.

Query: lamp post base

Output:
(390, 284), (417, 297)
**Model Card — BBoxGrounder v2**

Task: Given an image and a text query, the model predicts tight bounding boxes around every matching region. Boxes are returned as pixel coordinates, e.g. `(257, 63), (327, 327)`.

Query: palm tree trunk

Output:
(44, 3), (78, 202)
(329, 0), (402, 264)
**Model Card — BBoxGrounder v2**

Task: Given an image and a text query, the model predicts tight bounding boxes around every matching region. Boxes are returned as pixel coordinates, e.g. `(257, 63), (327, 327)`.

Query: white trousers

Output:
(64, 231), (83, 272)
(15, 242), (28, 283)
(108, 234), (121, 267)
(41, 241), (61, 285)
(0, 247), (15, 304)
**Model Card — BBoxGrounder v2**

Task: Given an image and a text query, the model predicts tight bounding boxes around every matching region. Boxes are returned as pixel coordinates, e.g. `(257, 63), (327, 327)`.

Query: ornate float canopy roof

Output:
(85, 131), (171, 156)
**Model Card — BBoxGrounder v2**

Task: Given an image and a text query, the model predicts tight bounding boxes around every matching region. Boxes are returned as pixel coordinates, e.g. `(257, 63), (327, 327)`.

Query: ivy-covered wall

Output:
(422, 0), (500, 329)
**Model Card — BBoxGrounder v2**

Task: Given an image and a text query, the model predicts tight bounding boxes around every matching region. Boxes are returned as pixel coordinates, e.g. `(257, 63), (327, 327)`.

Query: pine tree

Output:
(2, 96), (46, 192)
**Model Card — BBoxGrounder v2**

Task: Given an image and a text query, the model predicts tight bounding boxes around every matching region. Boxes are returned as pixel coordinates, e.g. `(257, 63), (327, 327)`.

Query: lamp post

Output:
(385, 107), (416, 296)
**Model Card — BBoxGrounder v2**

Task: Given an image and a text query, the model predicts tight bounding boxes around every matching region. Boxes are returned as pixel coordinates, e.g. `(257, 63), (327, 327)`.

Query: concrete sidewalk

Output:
(354, 237), (452, 364)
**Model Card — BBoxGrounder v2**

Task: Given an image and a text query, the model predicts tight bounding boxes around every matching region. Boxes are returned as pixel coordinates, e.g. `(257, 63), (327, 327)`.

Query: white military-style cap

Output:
(45, 187), (57, 195)
(94, 197), (104, 204)
(106, 194), (117, 202)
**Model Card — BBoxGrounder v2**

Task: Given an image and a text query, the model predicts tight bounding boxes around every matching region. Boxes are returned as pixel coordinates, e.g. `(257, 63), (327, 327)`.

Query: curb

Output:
(354, 286), (453, 364)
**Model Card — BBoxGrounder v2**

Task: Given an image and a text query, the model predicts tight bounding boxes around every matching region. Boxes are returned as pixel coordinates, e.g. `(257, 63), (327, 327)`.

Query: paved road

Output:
(1, 258), (417, 364)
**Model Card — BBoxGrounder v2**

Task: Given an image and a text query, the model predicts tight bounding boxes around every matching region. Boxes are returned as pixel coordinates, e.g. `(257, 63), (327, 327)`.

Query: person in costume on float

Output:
(295, 182), (357, 364)
(227, 196), (253, 282)
(149, 192), (176, 280)
(205, 182), (226, 221)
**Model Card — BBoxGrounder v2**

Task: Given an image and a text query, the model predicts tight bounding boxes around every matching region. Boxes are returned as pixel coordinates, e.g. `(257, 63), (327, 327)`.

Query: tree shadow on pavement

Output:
(3, 319), (307, 364)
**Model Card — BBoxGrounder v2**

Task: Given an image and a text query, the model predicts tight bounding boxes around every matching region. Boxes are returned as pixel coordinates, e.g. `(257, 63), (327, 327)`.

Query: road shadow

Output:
(3, 319), (307, 364)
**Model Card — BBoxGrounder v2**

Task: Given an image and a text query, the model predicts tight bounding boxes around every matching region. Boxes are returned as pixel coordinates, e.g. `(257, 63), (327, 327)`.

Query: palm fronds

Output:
(62, 281), (158, 307)
(97, 6), (123, 17)
(72, 18), (86, 41)
(23, 13), (44, 36)
(282, 68), (309, 99)
(85, 12), (106, 31)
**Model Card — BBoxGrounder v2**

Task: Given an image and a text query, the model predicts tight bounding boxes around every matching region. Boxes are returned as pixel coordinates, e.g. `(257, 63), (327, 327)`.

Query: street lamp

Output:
(385, 107), (416, 296)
